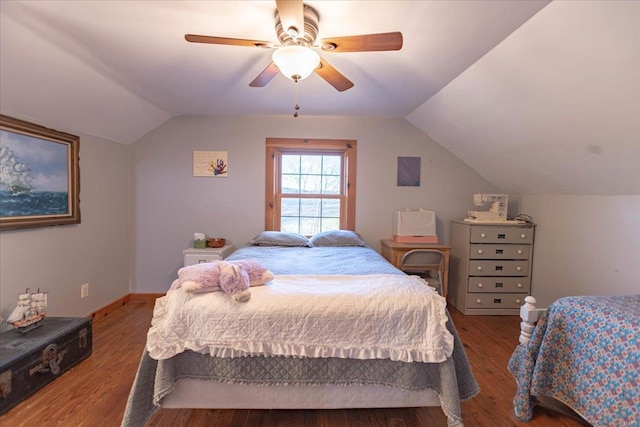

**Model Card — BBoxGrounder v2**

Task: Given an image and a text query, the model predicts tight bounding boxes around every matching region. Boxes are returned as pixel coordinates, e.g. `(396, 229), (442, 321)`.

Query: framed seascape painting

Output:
(0, 115), (80, 229)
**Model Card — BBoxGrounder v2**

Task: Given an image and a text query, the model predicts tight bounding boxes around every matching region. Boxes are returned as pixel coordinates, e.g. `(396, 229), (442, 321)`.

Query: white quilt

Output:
(146, 274), (454, 363)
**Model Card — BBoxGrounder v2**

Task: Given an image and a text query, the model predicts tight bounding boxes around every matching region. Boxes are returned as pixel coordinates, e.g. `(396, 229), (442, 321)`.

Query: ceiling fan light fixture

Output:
(272, 45), (320, 81)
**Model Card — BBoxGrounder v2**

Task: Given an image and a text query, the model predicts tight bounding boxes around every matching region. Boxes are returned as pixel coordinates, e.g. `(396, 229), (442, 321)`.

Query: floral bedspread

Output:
(508, 295), (640, 427)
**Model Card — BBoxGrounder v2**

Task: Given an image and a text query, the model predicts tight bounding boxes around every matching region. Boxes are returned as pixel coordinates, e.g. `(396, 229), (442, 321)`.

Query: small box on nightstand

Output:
(182, 245), (235, 267)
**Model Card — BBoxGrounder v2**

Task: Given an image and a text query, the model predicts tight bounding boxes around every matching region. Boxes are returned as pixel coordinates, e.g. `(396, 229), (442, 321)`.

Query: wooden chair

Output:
(399, 249), (446, 296)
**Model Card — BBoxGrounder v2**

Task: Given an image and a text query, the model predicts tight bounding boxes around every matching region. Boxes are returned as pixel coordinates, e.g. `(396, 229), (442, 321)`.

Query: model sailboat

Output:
(6, 288), (48, 333)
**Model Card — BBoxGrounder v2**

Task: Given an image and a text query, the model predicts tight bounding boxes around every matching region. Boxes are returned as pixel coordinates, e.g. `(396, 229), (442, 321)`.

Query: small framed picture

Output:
(193, 151), (228, 177)
(397, 156), (421, 187)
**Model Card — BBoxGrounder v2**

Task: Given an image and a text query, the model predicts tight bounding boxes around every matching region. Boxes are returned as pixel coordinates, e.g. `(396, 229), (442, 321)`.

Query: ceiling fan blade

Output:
(275, 0), (305, 38)
(320, 32), (403, 52)
(314, 58), (354, 92)
(249, 62), (280, 87)
(185, 34), (273, 48)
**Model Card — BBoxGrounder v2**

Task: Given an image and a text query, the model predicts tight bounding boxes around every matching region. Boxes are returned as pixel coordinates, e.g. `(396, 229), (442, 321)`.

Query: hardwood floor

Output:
(0, 298), (590, 427)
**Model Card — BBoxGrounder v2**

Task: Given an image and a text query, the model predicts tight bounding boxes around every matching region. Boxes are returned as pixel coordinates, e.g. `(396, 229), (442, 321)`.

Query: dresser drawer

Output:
(470, 226), (533, 244)
(469, 244), (530, 260)
(184, 253), (221, 266)
(468, 277), (530, 293)
(466, 293), (528, 309)
(182, 245), (235, 267)
(469, 260), (529, 276)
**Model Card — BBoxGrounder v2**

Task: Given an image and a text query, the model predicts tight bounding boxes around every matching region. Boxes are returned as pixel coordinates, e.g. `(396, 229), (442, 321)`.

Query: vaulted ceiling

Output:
(408, 1), (640, 195)
(1, 1), (638, 195)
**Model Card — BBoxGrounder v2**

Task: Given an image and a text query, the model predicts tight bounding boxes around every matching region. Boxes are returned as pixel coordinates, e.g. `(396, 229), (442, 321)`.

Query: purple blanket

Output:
(508, 295), (640, 426)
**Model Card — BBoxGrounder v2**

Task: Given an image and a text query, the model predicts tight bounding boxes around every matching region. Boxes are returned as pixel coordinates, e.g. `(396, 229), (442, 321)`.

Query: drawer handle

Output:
(517, 283), (523, 288)
(497, 234), (506, 239)
(496, 249), (503, 255)
(517, 249), (523, 254)
(516, 266), (522, 271)
(477, 283), (484, 288)
(516, 299), (522, 304)
(493, 298), (502, 304)
(495, 282), (503, 288)
(477, 266), (483, 271)
(480, 233), (486, 238)
(495, 266), (503, 271)
(521, 234), (526, 239)
(477, 249), (484, 254)
(476, 299), (482, 304)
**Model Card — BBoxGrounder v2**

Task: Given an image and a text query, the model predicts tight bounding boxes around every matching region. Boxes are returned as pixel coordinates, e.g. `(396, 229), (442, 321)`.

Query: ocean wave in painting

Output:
(0, 191), (68, 217)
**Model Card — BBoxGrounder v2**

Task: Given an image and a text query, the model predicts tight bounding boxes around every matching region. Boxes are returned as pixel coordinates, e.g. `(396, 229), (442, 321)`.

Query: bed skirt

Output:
(121, 317), (478, 427)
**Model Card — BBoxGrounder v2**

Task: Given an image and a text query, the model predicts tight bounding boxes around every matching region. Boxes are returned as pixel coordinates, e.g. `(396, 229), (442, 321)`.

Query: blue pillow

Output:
(309, 230), (366, 247)
(250, 231), (313, 247)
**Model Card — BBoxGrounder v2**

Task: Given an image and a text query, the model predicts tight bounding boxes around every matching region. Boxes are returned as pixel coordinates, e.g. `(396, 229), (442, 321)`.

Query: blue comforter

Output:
(226, 245), (404, 275)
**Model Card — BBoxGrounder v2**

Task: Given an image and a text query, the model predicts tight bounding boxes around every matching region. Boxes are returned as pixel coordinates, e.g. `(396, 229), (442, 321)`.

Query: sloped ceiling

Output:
(0, 0), (547, 143)
(1, 1), (638, 196)
(408, 1), (640, 195)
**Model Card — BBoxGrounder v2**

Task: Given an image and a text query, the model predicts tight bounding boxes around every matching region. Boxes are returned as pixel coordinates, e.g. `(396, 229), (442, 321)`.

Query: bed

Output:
(122, 231), (480, 427)
(509, 294), (640, 427)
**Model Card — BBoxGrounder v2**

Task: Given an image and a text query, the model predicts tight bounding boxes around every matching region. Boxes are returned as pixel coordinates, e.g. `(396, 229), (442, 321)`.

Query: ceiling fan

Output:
(185, 0), (403, 92)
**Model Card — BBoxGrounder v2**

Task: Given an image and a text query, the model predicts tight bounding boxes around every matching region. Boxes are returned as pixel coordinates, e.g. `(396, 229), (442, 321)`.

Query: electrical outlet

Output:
(81, 283), (89, 299)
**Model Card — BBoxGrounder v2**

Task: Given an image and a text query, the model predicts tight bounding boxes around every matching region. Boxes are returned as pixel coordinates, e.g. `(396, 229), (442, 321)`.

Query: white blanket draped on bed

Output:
(147, 274), (454, 363)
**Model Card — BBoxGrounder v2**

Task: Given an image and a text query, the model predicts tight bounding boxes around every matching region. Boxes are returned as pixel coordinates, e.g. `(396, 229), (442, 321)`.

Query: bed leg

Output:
(519, 296), (540, 345)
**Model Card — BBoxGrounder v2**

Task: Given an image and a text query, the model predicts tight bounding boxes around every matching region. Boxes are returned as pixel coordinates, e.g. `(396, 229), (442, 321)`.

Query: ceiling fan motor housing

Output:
(184, 0), (402, 92)
(275, 5), (319, 46)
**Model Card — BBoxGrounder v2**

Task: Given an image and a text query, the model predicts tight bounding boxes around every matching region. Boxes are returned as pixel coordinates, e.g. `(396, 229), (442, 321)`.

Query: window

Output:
(265, 138), (356, 235)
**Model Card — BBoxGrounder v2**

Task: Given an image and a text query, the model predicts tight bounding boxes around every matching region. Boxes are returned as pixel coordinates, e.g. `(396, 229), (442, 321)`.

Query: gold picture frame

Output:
(0, 115), (80, 229)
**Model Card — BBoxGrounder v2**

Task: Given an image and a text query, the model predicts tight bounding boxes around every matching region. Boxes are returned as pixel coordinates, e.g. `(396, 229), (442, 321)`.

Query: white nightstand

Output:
(182, 245), (235, 267)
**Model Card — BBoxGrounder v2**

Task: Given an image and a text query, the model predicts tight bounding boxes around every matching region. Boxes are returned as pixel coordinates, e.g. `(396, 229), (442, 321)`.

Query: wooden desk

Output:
(380, 240), (451, 298)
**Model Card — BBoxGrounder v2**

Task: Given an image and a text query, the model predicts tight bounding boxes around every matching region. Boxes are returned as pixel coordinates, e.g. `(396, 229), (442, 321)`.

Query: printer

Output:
(393, 209), (438, 243)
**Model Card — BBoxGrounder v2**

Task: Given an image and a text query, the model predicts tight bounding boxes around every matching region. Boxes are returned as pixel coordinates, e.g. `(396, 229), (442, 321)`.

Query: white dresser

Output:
(448, 220), (535, 315)
(182, 245), (235, 267)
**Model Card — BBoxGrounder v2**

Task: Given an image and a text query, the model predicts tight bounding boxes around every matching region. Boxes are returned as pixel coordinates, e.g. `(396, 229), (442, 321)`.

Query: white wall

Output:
(3, 116), (636, 314)
(130, 115), (500, 293)
(518, 195), (640, 307)
(0, 133), (130, 326)
(407, 1), (640, 197)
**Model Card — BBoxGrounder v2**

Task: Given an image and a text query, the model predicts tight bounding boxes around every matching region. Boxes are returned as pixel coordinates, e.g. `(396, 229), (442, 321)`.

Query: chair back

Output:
(399, 249), (445, 293)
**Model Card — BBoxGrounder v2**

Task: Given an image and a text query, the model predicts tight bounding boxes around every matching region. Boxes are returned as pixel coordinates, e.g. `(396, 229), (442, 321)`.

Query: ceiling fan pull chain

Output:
(293, 80), (300, 118)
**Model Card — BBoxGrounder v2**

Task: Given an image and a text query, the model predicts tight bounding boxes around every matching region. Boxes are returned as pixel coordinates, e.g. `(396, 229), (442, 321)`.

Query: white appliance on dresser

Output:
(448, 220), (535, 315)
(182, 245), (235, 267)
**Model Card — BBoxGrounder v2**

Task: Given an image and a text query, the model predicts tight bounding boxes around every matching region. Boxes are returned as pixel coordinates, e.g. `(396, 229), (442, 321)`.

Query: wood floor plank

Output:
(415, 406), (449, 427)
(317, 409), (350, 427)
(0, 299), (590, 426)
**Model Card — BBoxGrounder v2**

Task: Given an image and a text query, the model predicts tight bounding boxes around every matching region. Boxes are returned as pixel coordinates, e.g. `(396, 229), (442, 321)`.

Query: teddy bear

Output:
(177, 260), (251, 302)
